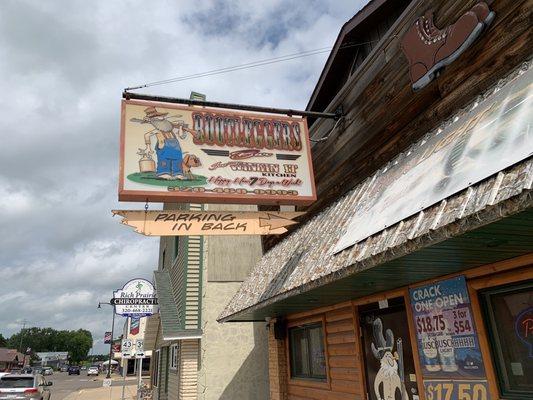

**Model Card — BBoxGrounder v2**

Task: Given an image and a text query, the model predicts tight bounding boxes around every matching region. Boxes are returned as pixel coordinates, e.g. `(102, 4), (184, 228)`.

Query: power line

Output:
(125, 38), (381, 91)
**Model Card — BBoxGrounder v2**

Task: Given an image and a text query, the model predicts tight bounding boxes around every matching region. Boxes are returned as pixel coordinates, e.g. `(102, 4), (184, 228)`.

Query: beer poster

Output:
(119, 100), (316, 205)
(409, 276), (489, 400)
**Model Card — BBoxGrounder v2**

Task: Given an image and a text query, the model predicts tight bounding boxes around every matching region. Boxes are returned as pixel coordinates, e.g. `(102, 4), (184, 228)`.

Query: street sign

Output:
(118, 100), (316, 205)
(103, 379), (112, 387)
(135, 339), (145, 358)
(112, 210), (305, 236)
(113, 279), (158, 318)
(121, 339), (133, 357)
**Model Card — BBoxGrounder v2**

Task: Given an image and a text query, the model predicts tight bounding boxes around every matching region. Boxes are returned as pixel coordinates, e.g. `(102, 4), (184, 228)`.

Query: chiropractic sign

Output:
(119, 100), (316, 205)
(112, 278), (158, 318)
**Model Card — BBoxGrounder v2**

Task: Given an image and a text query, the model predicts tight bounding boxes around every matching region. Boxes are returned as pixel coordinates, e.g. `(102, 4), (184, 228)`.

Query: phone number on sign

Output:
(168, 187), (299, 196)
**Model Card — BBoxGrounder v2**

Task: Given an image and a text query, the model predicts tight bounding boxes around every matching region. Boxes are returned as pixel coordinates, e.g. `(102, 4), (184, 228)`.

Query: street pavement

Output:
(45, 371), (138, 400)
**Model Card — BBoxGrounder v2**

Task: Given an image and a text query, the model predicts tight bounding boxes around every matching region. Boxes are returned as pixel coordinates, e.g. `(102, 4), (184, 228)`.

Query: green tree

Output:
(65, 330), (93, 363)
(6, 327), (93, 362)
(0, 333), (7, 347)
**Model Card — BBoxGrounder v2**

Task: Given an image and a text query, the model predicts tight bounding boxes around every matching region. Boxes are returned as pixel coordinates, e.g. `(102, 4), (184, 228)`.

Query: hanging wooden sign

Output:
(112, 210), (305, 236)
(119, 100), (316, 205)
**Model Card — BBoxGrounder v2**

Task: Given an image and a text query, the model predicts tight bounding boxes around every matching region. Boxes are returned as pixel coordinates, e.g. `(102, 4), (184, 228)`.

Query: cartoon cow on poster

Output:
(371, 318), (409, 400)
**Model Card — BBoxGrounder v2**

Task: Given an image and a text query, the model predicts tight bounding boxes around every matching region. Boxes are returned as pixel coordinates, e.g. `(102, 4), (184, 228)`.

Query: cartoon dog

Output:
(182, 154), (202, 180)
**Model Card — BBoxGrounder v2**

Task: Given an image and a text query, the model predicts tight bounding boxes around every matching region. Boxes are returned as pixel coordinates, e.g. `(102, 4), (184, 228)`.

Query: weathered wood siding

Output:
(261, 0), (533, 254)
(287, 305), (364, 400)
(307, 0), (532, 217)
(308, 0), (410, 114)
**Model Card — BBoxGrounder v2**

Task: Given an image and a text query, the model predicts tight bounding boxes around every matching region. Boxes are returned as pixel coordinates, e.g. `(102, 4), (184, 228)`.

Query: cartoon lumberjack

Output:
(131, 106), (198, 180)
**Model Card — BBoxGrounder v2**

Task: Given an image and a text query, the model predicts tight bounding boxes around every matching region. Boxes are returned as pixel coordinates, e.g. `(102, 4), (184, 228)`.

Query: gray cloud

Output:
(0, 0), (367, 354)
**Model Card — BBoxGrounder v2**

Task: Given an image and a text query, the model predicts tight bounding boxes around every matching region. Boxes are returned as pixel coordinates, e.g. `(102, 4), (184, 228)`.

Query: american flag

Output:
(104, 331), (112, 344)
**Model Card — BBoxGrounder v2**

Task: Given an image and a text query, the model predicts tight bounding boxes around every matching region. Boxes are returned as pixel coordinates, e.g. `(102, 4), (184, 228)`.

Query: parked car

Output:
(87, 366), (99, 376)
(59, 365), (68, 372)
(80, 366), (87, 371)
(67, 366), (80, 375)
(0, 373), (52, 400)
(32, 368), (42, 375)
(42, 367), (53, 376)
(21, 367), (32, 374)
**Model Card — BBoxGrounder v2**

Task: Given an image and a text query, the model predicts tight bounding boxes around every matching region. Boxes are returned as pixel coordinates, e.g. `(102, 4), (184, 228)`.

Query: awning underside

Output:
(221, 204), (533, 322)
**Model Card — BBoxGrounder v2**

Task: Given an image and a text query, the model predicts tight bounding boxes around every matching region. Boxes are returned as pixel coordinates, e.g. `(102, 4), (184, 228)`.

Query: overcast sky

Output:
(0, 0), (367, 354)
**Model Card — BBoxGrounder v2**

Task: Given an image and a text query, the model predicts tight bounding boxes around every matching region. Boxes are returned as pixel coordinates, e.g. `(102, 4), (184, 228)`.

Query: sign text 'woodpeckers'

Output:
(119, 100), (316, 205)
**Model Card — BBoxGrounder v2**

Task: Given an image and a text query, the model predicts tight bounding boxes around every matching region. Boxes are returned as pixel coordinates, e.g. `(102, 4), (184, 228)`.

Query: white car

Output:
(0, 373), (52, 400)
(87, 367), (99, 376)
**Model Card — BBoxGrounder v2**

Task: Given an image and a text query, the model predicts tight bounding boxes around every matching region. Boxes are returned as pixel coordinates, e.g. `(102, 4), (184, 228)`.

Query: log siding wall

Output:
(279, 304), (365, 400)
(270, 256), (533, 400)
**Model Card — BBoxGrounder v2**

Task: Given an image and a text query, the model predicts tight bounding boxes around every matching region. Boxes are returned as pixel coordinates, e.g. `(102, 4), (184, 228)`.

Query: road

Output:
(46, 371), (137, 400)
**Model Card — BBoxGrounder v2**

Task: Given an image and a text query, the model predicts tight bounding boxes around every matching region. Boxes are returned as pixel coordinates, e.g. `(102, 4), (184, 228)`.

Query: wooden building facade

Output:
(219, 1), (533, 400)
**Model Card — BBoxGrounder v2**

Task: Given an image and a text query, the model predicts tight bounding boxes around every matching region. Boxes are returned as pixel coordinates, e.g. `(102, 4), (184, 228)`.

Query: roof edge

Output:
(306, 0), (389, 111)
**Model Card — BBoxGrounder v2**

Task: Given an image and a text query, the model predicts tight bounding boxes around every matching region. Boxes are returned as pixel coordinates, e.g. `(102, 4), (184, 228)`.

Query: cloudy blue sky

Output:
(0, 0), (367, 354)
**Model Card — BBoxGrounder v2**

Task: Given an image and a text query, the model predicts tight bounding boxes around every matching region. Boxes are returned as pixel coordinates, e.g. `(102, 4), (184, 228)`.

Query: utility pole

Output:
(107, 308), (116, 379)
(18, 320), (27, 353)
(98, 302), (115, 379)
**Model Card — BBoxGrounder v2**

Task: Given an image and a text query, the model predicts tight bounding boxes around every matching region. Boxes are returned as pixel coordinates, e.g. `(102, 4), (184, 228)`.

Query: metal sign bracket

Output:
(122, 91), (343, 120)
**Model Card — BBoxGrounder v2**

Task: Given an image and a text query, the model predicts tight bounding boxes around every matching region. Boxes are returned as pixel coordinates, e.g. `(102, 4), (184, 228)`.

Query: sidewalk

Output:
(63, 384), (137, 400)
(94, 375), (138, 382)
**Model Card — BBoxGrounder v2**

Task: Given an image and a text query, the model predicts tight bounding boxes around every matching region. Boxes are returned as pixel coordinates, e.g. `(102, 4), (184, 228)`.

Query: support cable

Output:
(125, 38), (384, 91)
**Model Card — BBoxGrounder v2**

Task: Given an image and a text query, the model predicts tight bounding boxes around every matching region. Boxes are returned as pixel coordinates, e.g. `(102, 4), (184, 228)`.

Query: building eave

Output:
(306, 0), (389, 112)
(219, 189), (533, 323)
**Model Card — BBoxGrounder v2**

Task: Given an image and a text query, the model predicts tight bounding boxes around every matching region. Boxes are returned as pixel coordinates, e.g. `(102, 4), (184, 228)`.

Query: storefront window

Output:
(481, 281), (533, 399)
(288, 322), (326, 380)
